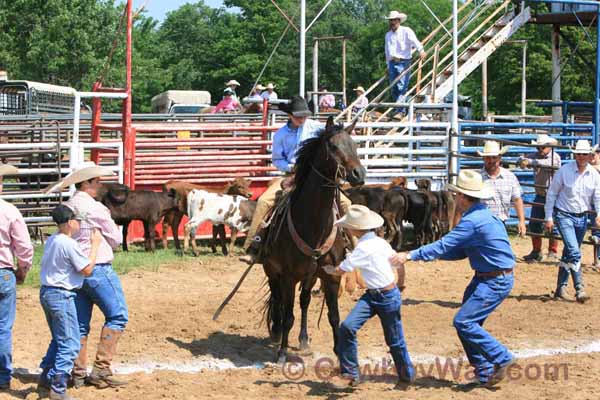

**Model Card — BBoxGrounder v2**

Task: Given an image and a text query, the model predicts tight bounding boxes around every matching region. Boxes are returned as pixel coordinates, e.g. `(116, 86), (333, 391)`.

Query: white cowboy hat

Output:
(255, 84), (266, 90)
(266, 83), (276, 90)
(385, 11), (407, 23)
(45, 161), (115, 193)
(570, 139), (597, 154)
(0, 164), (18, 176)
(446, 170), (494, 199)
(353, 86), (366, 93)
(477, 140), (509, 157)
(225, 80), (240, 86)
(531, 134), (557, 146)
(335, 205), (384, 230)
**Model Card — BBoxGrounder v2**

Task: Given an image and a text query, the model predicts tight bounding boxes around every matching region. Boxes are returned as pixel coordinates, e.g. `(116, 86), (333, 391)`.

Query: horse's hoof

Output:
(276, 353), (287, 365)
(298, 343), (312, 356)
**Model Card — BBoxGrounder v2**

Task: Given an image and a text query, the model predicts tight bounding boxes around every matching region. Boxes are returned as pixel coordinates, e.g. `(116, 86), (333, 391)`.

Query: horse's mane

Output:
(293, 124), (340, 187)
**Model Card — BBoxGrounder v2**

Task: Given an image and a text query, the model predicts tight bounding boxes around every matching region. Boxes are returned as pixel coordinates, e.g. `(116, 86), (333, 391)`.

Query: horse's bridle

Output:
(310, 131), (347, 189)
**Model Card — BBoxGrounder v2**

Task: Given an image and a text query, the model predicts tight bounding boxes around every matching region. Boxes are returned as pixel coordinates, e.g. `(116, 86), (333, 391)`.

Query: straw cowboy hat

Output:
(570, 139), (597, 154)
(477, 140), (509, 157)
(0, 164), (18, 176)
(335, 204), (384, 230)
(531, 134), (557, 146)
(446, 170), (494, 199)
(226, 80), (240, 87)
(255, 84), (266, 91)
(353, 86), (366, 93)
(385, 11), (407, 23)
(45, 161), (114, 193)
(266, 83), (276, 90)
(279, 96), (312, 117)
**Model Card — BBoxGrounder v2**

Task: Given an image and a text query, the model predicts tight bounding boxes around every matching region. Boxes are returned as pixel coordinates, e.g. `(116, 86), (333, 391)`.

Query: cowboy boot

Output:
(71, 336), (88, 388)
(49, 373), (78, 400)
(87, 327), (127, 388)
(37, 367), (51, 391)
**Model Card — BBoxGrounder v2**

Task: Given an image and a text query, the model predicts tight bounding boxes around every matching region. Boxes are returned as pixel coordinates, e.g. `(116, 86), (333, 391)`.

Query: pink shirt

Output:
(319, 94), (336, 108)
(212, 97), (241, 113)
(66, 191), (122, 264)
(352, 95), (369, 111)
(0, 199), (33, 271)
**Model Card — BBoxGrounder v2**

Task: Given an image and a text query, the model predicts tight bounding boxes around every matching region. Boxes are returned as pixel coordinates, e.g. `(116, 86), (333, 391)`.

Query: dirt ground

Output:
(2, 236), (600, 400)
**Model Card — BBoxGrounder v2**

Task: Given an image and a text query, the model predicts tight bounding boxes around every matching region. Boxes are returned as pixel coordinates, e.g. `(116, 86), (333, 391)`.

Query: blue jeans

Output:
(39, 286), (80, 394)
(388, 59), (411, 108)
(338, 287), (414, 381)
(75, 264), (128, 337)
(554, 210), (587, 292)
(0, 269), (16, 385)
(453, 274), (514, 383)
(529, 194), (546, 235)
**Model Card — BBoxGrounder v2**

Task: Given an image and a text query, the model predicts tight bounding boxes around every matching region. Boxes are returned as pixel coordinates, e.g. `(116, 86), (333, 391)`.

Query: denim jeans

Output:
(388, 59), (411, 109)
(453, 274), (514, 383)
(338, 287), (414, 381)
(39, 286), (80, 393)
(0, 269), (16, 385)
(75, 264), (128, 336)
(554, 210), (587, 292)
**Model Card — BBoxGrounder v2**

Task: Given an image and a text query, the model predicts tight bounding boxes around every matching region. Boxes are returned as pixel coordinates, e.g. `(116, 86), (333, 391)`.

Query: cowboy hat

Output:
(255, 84), (266, 91)
(279, 96), (312, 117)
(477, 140), (509, 157)
(225, 80), (240, 86)
(531, 134), (557, 146)
(446, 170), (494, 199)
(385, 11), (407, 23)
(266, 83), (276, 90)
(45, 161), (115, 193)
(570, 139), (597, 154)
(335, 204), (384, 230)
(0, 164), (18, 176)
(353, 86), (366, 93)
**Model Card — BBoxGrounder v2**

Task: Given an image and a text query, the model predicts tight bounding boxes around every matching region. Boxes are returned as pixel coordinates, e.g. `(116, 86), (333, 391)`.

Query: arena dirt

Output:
(3, 236), (600, 399)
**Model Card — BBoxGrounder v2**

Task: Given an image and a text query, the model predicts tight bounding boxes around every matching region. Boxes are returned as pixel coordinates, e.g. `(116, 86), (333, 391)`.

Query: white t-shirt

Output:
(339, 231), (396, 289)
(40, 233), (90, 290)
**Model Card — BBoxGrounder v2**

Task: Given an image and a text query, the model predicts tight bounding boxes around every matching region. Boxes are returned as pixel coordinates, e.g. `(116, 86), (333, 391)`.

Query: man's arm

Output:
(90, 207), (123, 249)
(271, 131), (292, 173)
(9, 213), (33, 284)
(409, 219), (474, 262)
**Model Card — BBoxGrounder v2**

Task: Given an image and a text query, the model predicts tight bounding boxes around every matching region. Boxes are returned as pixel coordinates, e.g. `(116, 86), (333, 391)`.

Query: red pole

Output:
(122, 0), (134, 187)
(91, 81), (103, 164)
(261, 97), (269, 166)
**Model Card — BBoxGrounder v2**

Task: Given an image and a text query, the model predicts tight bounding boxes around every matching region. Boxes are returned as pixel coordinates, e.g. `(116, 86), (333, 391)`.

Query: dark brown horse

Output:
(263, 116), (366, 363)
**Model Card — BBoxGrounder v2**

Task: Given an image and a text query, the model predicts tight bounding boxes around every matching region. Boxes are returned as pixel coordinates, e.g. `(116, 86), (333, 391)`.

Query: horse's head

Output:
(323, 116), (366, 186)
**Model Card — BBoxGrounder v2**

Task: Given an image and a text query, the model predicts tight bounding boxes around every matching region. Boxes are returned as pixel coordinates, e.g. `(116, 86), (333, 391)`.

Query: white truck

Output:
(151, 90), (212, 114)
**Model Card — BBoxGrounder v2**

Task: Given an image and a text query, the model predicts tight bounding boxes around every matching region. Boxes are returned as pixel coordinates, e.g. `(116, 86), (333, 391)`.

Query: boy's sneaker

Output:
(576, 291), (590, 304)
(522, 252), (543, 263)
(554, 287), (568, 301)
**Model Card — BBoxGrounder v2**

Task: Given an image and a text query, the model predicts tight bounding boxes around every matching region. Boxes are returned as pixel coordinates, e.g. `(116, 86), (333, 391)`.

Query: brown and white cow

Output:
(183, 189), (255, 256)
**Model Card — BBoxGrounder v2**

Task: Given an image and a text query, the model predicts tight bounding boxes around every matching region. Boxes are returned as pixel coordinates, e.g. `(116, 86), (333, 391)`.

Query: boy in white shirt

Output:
(323, 205), (414, 389)
(38, 205), (101, 400)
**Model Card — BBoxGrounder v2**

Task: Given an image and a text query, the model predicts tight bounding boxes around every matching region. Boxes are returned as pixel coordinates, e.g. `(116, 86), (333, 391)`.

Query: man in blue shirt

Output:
(240, 96), (352, 264)
(390, 170), (515, 388)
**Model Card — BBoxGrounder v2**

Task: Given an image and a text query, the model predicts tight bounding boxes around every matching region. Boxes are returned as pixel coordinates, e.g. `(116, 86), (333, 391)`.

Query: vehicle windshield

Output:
(170, 105), (204, 114)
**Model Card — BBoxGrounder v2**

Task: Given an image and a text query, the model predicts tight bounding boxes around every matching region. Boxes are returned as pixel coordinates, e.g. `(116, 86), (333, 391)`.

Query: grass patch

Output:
(21, 242), (232, 288)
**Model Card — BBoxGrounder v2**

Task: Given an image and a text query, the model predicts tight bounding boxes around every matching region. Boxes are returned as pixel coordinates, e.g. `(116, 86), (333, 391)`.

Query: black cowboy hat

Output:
(280, 96), (312, 117)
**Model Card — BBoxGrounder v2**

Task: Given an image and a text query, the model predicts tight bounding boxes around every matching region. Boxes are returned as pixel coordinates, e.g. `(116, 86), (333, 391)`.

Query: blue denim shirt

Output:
(409, 202), (515, 272)
(271, 118), (323, 173)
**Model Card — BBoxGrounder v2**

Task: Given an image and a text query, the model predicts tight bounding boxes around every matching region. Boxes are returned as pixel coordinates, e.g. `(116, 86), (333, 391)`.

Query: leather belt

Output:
(390, 57), (411, 62)
(475, 269), (513, 279)
(366, 282), (397, 295)
(554, 207), (587, 218)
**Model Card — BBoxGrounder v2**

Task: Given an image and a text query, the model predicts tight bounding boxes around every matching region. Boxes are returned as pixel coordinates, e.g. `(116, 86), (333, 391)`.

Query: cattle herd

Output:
(95, 175), (455, 254)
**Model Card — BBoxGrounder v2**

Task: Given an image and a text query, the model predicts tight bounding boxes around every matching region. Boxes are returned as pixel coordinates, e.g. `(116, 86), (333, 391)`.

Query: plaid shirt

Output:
(481, 167), (522, 221)
(66, 191), (122, 264)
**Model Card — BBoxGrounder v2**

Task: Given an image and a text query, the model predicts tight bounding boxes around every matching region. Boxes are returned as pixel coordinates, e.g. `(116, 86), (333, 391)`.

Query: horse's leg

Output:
(266, 273), (282, 343)
(228, 228), (238, 256)
(323, 277), (341, 356)
(298, 275), (318, 352)
(277, 278), (296, 364)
